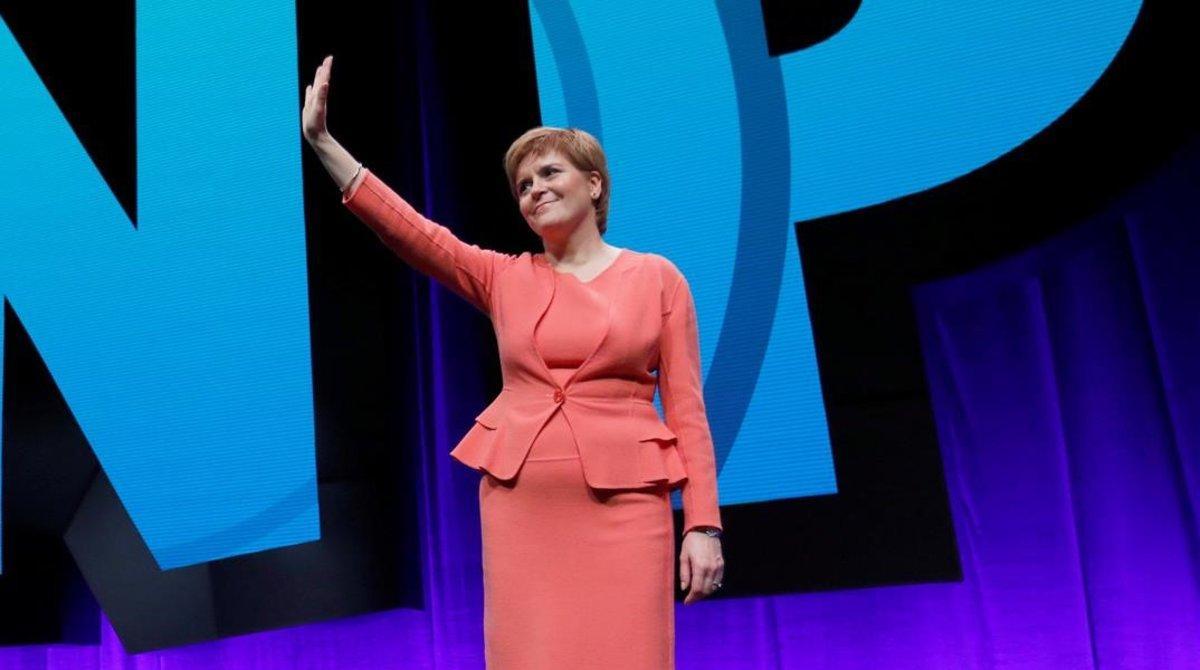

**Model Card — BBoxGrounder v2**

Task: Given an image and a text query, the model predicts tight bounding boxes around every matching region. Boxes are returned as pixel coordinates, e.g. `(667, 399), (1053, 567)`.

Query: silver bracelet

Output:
(341, 162), (363, 194)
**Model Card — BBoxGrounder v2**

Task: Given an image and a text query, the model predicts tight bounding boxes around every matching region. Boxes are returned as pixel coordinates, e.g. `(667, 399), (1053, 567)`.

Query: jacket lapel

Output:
(528, 258), (559, 386)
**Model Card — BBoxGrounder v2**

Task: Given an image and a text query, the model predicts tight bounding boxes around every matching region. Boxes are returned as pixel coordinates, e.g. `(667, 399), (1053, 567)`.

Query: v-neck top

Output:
(534, 250), (628, 389)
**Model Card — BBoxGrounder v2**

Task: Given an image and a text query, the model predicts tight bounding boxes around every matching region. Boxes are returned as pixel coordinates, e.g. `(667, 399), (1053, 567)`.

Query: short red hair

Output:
(503, 126), (611, 234)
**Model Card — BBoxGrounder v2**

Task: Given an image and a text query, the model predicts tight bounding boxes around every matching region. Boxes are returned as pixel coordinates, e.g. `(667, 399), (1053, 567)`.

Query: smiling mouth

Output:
(535, 201), (556, 213)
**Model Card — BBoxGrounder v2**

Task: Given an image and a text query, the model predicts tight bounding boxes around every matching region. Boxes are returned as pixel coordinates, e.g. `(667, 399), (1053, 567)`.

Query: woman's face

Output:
(514, 149), (601, 239)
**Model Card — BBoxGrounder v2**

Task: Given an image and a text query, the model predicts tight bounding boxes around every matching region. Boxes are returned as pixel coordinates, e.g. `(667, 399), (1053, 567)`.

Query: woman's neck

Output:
(541, 228), (613, 267)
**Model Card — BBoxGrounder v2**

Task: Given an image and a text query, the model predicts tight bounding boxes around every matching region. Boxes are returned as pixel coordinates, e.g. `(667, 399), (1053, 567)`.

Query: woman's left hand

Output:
(680, 530), (724, 605)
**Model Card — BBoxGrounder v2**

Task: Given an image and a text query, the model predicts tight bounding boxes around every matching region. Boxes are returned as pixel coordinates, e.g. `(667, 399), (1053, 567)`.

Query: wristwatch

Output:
(693, 526), (723, 539)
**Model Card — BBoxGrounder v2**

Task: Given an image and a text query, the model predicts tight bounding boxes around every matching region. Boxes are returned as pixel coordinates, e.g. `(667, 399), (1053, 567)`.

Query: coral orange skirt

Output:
(478, 408), (676, 669)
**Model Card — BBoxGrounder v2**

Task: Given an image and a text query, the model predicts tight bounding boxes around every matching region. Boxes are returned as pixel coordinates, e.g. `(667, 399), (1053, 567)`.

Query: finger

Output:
(679, 554), (691, 592)
(319, 56), (331, 85)
(704, 566), (720, 595)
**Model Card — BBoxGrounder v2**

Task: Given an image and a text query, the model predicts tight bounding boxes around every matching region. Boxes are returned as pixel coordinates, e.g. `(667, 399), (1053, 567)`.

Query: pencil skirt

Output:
(478, 409), (676, 669)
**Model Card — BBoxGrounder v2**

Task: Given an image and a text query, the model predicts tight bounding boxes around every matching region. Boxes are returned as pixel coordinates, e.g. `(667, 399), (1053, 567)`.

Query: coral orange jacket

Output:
(343, 169), (722, 534)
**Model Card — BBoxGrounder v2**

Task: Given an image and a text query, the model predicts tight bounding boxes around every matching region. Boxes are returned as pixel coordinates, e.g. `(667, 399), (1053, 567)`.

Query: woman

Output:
(302, 55), (724, 669)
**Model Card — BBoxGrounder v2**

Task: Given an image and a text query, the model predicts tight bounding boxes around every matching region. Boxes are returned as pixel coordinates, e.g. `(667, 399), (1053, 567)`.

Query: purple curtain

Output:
(906, 139), (1200, 668)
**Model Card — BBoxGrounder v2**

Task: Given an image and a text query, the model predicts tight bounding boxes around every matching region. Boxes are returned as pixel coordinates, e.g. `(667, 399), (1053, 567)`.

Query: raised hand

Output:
(302, 55), (333, 146)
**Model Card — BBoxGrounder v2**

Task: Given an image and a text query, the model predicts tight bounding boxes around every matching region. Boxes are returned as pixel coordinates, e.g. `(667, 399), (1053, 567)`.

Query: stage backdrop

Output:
(0, 0), (1198, 665)
(0, 95), (1196, 670)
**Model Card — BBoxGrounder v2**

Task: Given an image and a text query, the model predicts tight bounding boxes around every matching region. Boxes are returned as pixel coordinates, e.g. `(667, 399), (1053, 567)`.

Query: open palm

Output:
(302, 55), (333, 145)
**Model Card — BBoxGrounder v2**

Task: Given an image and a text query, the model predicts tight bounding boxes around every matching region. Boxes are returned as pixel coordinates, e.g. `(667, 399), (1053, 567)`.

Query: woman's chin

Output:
(530, 215), (585, 241)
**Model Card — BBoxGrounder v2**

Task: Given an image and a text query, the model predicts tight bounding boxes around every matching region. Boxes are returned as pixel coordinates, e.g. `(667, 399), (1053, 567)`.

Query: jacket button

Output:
(553, 389), (564, 403)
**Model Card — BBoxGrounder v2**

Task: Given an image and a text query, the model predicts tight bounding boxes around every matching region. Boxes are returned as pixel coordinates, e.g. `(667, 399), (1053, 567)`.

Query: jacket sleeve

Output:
(659, 271), (723, 535)
(341, 168), (516, 315)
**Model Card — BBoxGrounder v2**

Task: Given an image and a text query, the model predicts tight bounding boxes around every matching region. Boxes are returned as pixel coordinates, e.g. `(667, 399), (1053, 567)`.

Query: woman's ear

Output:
(590, 171), (602, 200)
